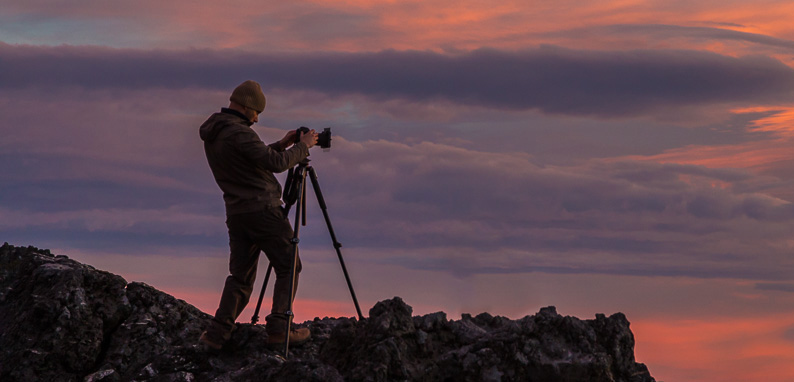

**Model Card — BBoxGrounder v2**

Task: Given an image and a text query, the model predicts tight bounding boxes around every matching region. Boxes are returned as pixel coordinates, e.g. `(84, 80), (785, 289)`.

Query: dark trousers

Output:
(207, 206), (301, 341)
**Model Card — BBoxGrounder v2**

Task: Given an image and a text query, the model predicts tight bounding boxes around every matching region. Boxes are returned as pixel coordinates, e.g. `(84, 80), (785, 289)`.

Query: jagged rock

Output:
(0, 243), (655, 381)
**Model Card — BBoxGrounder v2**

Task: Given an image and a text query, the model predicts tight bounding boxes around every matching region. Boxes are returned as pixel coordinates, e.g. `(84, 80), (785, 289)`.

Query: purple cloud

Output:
(2, 43), (793, 117)
(296, 138), (794, 280)
(4, 133), (792, 280)
(755, 283), (794, 293)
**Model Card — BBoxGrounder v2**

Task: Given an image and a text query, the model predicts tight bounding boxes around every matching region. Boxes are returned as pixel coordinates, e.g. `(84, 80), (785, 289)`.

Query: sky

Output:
(1, 0), (794, 380)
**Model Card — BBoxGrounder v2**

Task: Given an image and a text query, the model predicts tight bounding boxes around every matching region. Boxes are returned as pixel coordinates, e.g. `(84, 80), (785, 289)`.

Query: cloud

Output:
(0, 206), (218, 235)
(755, 283), (794, 293)
(1, 42), (793, 283)
(4, 133), (792, 280)
(5, 0), (794, 57)
(0, 81), (791, 281)
(2, 43), (794, 118)
(291, 138), (794, 280)
(551, 24), (794, 52)
(615, 107), (794, 201)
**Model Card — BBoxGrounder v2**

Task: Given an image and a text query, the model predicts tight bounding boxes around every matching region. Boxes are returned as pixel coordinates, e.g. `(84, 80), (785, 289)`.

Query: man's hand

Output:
(278, 130), (298, 150)
(300, 129), (319, 148)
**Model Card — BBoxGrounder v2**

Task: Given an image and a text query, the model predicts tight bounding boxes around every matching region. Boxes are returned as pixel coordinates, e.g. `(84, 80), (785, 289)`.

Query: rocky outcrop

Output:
(0, 243), (655, 381)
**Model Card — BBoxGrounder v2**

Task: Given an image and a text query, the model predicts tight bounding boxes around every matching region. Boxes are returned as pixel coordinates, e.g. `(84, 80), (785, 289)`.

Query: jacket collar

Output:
(221, 107), (253, 126)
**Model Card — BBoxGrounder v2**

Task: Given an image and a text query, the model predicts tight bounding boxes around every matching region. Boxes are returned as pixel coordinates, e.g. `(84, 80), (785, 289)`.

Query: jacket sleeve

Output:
(235, 129), (309, 173)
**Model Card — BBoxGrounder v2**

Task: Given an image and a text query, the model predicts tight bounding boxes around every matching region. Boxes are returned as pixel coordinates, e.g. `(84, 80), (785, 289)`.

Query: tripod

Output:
(250, 159), (364, 357)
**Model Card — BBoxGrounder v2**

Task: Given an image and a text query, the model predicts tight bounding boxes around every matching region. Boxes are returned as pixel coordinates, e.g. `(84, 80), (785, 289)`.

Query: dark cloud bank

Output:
(2, 43), (794, 117)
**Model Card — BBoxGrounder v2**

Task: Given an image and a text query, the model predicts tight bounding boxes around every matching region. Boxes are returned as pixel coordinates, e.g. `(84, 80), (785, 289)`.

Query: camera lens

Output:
(317, 128), (332, 149)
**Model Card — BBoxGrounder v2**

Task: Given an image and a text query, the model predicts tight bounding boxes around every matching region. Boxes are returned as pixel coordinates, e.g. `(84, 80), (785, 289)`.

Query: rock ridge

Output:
(0, 243), (655, 381)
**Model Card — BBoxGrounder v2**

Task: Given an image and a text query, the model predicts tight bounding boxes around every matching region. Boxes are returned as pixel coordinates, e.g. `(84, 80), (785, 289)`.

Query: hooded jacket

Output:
(199, 108), (309, 215)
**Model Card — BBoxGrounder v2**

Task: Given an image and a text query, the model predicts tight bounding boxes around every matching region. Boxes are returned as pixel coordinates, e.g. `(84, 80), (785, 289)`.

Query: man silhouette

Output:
(198, 80), (318, 350)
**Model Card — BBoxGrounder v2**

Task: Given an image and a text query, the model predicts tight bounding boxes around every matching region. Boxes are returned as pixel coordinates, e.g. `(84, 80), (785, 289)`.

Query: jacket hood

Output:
(199, 109), (252, 142)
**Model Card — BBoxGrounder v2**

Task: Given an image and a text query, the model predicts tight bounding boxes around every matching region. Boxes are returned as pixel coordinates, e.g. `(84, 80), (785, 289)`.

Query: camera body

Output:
(296, 126), (332, 149)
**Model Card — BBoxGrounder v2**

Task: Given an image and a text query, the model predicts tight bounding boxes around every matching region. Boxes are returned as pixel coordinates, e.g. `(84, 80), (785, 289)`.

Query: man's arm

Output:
(268, 130), (298, 152)
(237, 129), (317, 173)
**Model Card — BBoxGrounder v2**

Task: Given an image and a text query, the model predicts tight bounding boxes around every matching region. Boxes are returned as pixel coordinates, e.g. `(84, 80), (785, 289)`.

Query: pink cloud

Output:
(619, 106), (794, 201)
(634, 313), (794, 382)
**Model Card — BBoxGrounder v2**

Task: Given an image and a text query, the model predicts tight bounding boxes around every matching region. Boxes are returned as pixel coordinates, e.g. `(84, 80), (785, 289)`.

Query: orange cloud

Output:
(635, 140), (793, 171)
(9, 0), (794, 63)
(617, 106), (794, 201)
(739, 106), (794, 137)
(700, 1), (794, 38)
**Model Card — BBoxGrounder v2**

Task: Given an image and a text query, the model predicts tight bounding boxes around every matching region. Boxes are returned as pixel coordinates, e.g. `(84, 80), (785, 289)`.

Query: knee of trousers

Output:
(270, 253), (301, 276)
(228, 272), (256, 289)
(274, 265), (301, 279)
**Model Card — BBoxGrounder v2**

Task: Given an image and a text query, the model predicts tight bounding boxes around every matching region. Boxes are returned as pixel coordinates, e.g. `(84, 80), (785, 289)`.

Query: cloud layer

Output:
(3, 43), (794, 117)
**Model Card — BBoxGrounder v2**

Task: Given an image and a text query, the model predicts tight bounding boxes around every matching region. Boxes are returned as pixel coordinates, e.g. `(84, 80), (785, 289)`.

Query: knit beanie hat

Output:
(230, 80), (266, 113)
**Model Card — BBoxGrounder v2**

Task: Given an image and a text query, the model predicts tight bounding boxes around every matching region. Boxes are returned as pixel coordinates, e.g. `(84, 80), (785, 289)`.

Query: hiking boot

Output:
(266, 327), (311, 349)
(199, 331), (223, 352)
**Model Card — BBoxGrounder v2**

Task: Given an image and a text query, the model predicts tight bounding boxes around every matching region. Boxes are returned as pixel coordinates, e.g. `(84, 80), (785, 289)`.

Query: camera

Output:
(296, 126), (332, 149)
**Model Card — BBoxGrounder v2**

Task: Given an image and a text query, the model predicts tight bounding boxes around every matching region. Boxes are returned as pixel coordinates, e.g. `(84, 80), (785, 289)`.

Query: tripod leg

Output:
(283, 166), (307, 358)
(251, 264), (273, 324)
(308, 167), (365, 321)
(301, 175), (307, 226)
